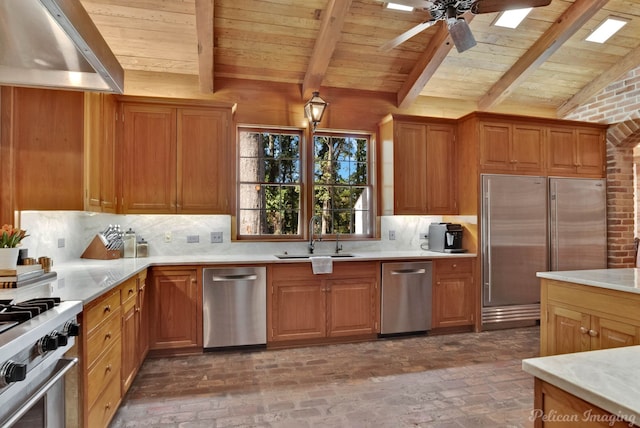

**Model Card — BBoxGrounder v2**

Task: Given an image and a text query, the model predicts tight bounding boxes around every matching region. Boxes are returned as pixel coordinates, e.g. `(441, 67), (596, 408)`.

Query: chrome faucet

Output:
(308, 215), (321, 254)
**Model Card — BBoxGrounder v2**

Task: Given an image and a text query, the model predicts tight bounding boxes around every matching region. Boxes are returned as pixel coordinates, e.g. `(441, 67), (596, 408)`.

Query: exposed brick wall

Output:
(564, 66), (640, 267)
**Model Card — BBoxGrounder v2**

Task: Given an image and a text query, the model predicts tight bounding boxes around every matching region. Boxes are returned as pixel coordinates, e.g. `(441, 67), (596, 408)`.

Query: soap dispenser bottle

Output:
(123, 228), (137, 258)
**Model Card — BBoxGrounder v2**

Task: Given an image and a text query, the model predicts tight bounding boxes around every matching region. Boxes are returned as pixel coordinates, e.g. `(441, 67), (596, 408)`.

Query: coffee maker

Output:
(427, 222), (467, 253)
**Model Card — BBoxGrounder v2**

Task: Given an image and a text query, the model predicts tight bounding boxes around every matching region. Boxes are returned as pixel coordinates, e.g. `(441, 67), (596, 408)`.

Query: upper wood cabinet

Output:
(120, 100), (232, 214)
(547, 125), (606, 177)
(479, 121), (545, 174)
(85, 92), (118, 213)
(380, 115), (457, 215)
(0, 87), (84, 219)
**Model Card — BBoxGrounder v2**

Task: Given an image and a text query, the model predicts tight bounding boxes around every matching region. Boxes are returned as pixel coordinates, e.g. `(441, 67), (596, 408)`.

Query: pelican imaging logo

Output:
(530, 409), (636, 426)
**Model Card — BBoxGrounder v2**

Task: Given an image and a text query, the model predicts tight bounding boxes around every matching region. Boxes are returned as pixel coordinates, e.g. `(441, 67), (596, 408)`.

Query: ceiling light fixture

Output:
(304, 92), (328, 131)
(493, 8), (532, 29)
(585, 16), (628, 43)
(386, 2), (414, 12)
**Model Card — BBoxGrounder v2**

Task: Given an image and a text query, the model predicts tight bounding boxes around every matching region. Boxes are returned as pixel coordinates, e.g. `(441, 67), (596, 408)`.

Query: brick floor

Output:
(110, 326), (539, 428)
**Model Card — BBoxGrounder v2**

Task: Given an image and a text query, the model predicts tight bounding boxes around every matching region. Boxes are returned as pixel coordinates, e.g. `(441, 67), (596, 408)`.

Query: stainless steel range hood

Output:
(0, 0), (124, 93)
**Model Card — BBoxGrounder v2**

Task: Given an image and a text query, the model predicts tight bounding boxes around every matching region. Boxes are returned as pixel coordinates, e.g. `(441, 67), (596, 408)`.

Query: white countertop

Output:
(537, 268), (640, 295)
(522, 346), (640, 425)
(0, 251), (475, 304)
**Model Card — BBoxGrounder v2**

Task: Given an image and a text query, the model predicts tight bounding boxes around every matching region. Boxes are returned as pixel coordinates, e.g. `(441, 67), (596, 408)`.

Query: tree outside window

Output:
(238, 128), (373, 239)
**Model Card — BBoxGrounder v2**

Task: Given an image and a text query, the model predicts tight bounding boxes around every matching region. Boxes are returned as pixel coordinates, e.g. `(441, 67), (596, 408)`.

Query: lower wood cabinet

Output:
(541, 279), (640, 356)
(79, 269), (148, 428)
(533, 378), (636, 428)
(268, 262), (379, 345)
(432, 258), (474, 329)
(148, 267), (202, 353)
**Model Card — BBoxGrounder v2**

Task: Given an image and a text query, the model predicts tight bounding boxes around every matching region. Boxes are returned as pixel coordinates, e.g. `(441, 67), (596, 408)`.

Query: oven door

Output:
(1, 357), (77, 428)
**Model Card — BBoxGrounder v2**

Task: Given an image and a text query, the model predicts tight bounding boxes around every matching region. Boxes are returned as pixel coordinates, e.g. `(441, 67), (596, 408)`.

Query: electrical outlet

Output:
(388, 230), (396, 241)
(210, 232), (223, 243)
(420, 232), (429, 240)
(164, 232), (172, 243)
(57, 238), (65, 248)
(186, 235), (200, 243)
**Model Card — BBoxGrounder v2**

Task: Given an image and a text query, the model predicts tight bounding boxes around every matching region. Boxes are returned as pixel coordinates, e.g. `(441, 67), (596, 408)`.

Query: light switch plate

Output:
(57, 238), (65, 248)
(388, 230), (396, 240)
(186, 235), (200, 243)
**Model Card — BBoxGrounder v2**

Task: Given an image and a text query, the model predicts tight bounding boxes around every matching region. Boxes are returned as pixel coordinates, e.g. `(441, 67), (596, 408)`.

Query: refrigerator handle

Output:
(550, 190), (558, 271)
(484, 185), (492, 303)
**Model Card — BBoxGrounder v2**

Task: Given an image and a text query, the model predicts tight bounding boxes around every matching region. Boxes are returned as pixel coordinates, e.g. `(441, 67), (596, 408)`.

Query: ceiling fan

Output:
(379, 0), (552, 53)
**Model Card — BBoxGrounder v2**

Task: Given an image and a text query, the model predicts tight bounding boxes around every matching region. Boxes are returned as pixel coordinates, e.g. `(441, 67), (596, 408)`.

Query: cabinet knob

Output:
(452, 264), (457, 268)
(588, 329), (598, 337)
(105, 332), (112, 340)
(104, 305), (111, 313)
(579, 326), (588, 334)
(106, 364), (112, 373)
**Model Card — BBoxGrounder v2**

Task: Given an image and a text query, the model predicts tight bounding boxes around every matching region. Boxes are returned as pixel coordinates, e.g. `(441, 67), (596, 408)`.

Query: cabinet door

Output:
(327, 278), (376, 337)
(394, 122), (428, 214)
(576, 127), (605, 176)
(85, 93), (118, 213)
(137, 272), (149, 361)
(177, 108), (231, 213)
(547, 127), (577, 175)
(546, 304), (590, 355)
(149, 269), (201, 350)
(121, 302), (137, 391)
(433, 274), (473, 328)
(270, 280), (326, 342)
(479, 122), (511, 172)
(7, 87), (84, 211)
(122, 104), (177, 213)
(511, 124), (544, 173)
(425, 124), (456, 213)
(591, 317), (640, 351)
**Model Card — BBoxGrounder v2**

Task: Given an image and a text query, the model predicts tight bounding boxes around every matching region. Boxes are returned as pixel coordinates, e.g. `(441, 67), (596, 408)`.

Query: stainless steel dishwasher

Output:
(381, 261), (432, 335)
(203, 267), (267, 348)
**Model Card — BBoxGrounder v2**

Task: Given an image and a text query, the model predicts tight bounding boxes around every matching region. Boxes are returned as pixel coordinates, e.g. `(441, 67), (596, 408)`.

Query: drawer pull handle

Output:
(106, 402), (111, 410)
(105, 332), (112, 340)
(128, 289), (134, 295)
(106, 364), (112, 373)
(104, 305), (111, 313)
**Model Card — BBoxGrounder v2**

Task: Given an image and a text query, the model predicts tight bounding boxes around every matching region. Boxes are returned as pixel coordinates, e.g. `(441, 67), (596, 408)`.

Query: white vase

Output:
(0, 247), (19, 270)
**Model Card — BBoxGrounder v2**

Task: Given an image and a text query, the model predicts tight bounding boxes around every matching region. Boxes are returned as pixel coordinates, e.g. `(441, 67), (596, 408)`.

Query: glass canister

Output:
(123, 228), (137, 258)
(136, 238), (148, 258)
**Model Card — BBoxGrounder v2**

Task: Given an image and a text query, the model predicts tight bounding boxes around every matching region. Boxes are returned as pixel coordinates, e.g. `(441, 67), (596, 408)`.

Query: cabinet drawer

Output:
(87, 374), (121, 428)
(435, 258), (472, 274)
(121, 279), (137, 305)
(85, 290), (121, 333)
(86, 338), (122, 409)
(86, 310), (121, 366)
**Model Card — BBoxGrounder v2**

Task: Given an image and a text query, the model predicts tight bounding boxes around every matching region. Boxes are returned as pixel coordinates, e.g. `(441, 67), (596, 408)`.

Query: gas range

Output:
(0, 296), (82, 427)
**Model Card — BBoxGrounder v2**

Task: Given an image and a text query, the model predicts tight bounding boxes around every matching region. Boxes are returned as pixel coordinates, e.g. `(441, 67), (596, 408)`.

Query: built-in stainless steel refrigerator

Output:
(481, 174), (607, 327)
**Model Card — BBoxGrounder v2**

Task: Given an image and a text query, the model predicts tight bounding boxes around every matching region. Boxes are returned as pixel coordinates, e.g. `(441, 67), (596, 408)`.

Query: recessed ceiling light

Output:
(585, 16), (628, 43)
(386, 2), (414, 12)
(493, 8), (532, 29)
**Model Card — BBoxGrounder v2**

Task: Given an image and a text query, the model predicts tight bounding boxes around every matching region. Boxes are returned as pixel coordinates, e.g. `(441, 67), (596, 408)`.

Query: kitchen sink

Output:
(274, 253), (355, 259)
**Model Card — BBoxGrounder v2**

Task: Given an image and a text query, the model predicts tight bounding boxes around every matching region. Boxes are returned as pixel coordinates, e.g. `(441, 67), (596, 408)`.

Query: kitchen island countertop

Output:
(522, 346), (640, 425)
(0, 250), (475, 304)
(537, 268), (640, 295)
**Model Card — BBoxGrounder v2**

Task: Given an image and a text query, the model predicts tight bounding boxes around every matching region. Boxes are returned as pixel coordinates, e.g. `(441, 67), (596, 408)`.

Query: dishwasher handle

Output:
(211, 274), (258, 282)
(390, 268), (426, 275)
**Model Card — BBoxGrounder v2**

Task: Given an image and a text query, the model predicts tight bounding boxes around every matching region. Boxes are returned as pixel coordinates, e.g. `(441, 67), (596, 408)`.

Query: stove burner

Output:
(0, 297), (62, 333)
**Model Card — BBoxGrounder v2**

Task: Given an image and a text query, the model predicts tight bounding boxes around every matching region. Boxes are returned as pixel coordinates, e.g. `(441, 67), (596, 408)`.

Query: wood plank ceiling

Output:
(81, 0), (640, 117)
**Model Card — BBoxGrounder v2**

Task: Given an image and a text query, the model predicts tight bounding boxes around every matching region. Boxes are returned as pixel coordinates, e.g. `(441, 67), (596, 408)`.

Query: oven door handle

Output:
(2, 357), (78, 428)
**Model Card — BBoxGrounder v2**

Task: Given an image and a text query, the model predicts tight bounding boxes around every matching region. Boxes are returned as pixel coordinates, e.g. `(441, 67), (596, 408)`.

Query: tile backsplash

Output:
(17, 211), (475, 263)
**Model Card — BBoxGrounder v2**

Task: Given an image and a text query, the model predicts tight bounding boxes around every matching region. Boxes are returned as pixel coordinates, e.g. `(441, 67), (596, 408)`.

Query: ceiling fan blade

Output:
(379, 20), (437, 52)
(448, 19), (477, 53)
(471, 0), (552, 14)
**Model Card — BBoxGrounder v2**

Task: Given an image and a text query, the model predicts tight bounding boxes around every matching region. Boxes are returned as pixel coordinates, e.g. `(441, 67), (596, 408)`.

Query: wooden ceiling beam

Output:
(478, 0), (609, 112)
(558, 44), (640, 118)
(195, 0), (215, 93)
(396, 20), (456, 109)
(302, 0), (353, 100)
